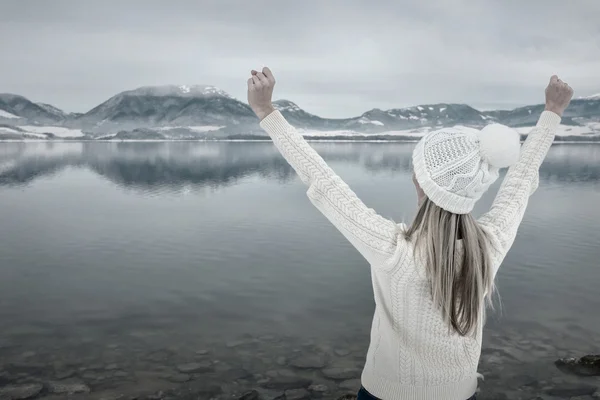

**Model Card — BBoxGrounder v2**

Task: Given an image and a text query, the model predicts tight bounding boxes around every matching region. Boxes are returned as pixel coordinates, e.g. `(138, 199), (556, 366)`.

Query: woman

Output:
(247, 68), (573, 400)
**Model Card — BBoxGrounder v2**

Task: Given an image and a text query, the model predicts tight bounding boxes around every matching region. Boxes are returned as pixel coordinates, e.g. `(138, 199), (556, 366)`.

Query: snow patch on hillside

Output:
(21, 126), (84, 137)
(157, 125), (224, 132)
(514, 122), (600, 136)
(0, 109), (20, 119)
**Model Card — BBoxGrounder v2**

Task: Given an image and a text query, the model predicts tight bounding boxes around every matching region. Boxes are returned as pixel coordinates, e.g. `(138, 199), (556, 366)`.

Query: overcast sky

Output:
(1, 0), (599, 118)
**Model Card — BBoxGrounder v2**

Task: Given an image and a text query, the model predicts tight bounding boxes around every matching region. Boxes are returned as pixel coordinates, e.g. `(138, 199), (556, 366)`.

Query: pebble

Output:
(196, 350), (209, 356)
(290, 353), (328, 369)
(334, 349), (351, 357)
(260, 369), (312, 390)
(238, 390), (260, 400)
(226, 340), (247, 348)
(335, 395), (358, 400)
(176, 361), (212, 374)
(47, 381), (91, 395)
(284, 388), (310, 400)
(0, 383), (43, 400)
(164, 373), (191, 383)
(546, 383), (598, 397)
(276, 356), (287, 366)
(308, 383), (329, 393)
(54, 369), (76, 380)
(339, 379), (361, 391)
(322, 367), (362, 380)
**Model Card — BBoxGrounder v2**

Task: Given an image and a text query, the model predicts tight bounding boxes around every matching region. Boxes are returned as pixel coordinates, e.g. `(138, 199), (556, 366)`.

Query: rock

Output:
(112, 370), (128, 378)
(266, 370), (279, 378)
(20, 352), (36, 359)
(185, 381), (223, 397)
(546, 383), (598, 397)
(176, 361), (212, 374)
(0, 384), (43, 400)
(0, 371), (10, 386)
(105, 363), (119, 370)
(308, 384), (329, 393)
(239, 390), (260, 400)
(196, 350), (208, 356)
(145, 350), (173, 363)
(97, 395), (125, 400)
(54, 369), (75, 380)
(47, 381), (91, 395)
(555, 355), (600, 376)
(322, 367), (362, 380)
(164, 373), (190, 383)
(290, 353), (327, 369)
(260, 369), (312, 390)
(220, 368), (252, 380)
(284, 388), (310, 400)
(593, 391), (600, 399)
(226, 339), (247, 348)
(83, 372), (105, 381)
(276, 356), (287, 366)
(336, 395), (358, 400)
(8, 362), (45, 374)
(339, 379), (361, 391)
(147, 390), (166, 400)
(334, 349), (351, 357)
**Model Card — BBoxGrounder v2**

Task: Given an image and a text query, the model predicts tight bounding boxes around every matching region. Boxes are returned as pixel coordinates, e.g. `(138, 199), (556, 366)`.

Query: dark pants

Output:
(358, 386), (477, 400)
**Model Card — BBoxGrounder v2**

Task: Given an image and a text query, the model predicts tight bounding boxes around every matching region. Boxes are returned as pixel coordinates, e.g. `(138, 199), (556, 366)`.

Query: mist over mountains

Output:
(1, 85), (599, 141)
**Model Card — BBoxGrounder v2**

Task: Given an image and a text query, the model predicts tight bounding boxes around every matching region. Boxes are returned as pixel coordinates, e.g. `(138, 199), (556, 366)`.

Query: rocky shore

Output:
(1, 324), (599, 400)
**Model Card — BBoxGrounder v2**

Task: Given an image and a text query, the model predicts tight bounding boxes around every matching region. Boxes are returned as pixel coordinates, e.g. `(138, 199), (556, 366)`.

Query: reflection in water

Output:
(1, 142), (600, 189)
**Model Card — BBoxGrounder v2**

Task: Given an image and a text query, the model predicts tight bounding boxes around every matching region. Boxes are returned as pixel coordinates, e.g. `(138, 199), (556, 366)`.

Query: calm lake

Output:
(0, 142), (599, 400)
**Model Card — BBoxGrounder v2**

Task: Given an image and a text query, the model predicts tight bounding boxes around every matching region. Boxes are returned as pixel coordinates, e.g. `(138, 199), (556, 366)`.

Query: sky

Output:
(1, 0), (599, 118)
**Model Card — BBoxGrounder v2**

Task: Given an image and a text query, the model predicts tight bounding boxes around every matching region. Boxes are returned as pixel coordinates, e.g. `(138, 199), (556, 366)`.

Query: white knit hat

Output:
(412, 124), (522, 214)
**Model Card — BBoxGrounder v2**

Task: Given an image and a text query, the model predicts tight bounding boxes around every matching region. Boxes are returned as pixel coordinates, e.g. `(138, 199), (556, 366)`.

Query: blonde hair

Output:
(404, 198), (495, 336)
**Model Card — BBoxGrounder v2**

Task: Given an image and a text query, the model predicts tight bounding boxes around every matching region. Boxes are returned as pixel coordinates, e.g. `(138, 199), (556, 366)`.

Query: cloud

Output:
(0, 0), (598, 117)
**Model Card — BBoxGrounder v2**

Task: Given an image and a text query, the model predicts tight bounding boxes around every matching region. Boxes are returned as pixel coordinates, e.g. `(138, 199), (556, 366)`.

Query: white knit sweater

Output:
(260, 110), (561, 400)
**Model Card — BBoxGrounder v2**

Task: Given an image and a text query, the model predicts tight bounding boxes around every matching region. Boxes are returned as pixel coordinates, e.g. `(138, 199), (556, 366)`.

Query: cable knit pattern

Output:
(260, 110), (561, 400)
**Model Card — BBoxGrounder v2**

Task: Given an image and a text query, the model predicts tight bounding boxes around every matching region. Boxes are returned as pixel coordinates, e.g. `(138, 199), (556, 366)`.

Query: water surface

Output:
(0, 142), (599, 399)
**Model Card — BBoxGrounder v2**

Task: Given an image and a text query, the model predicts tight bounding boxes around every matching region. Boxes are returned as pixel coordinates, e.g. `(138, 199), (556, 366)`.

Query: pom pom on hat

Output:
(477, 123), (521, 168)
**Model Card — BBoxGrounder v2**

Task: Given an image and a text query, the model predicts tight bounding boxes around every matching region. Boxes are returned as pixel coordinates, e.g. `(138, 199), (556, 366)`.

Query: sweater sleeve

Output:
(478, 111), (561, 273)
(260, 110), (399, 266)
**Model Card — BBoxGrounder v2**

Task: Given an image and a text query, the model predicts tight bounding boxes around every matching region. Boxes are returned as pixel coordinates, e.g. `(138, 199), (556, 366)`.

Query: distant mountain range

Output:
(1, 85), (599, 141)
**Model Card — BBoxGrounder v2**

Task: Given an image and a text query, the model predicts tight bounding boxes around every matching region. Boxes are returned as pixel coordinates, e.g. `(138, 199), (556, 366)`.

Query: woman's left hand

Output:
(247, 67), (276, 121)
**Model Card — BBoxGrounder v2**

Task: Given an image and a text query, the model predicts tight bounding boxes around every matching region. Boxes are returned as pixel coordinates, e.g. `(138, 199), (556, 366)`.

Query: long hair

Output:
(404, 198), (495, 336)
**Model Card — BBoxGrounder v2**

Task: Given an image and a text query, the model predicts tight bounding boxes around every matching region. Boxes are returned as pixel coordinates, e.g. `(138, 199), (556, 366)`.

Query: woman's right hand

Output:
(545, 75), (574, 117)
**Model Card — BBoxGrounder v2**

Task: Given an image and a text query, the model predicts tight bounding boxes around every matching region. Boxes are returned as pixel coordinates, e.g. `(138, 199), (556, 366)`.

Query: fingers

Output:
(255, 72), (267, 82)
(262, 67), (275, 83)
(550, 75), (559, 84)
(248, 66), (275, 88)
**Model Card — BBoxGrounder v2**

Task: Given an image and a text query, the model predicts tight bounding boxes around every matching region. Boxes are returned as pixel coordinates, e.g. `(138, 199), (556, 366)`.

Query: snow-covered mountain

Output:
(75, 85), (255, 135)
(1, 86), (600, 140)
(0, 93), (69, 123)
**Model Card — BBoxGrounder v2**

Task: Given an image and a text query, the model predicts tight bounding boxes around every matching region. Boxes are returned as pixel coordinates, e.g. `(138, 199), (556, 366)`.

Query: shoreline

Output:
(0, 323), (596, 400)
(2, 139), (600, 144)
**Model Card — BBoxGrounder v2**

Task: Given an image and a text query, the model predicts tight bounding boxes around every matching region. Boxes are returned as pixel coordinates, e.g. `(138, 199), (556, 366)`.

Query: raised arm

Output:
(478, 75), (574, 271)
(247, 67), (398, 266)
